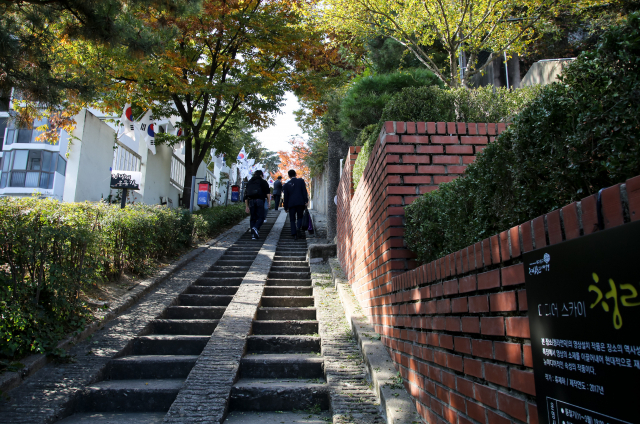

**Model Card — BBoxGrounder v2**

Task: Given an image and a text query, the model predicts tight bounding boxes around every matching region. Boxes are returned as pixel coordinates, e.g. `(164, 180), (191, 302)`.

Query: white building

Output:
(0, 92), (220, 209)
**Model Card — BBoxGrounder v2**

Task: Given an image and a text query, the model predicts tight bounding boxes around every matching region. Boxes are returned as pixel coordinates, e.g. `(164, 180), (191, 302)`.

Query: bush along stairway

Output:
(224, 227), (331, 422)
(58, 211), (280, 424)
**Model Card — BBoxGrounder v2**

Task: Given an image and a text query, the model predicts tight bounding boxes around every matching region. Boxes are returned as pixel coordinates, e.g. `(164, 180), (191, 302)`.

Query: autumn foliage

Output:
(278, 138), (311, 183)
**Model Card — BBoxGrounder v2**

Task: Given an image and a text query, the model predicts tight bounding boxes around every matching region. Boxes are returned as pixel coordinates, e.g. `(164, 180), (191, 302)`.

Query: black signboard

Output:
(524, 220), (640, 424)
(110, 171), (141, 190)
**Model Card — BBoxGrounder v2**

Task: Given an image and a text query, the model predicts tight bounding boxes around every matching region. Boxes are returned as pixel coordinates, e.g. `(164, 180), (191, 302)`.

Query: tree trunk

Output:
(449, 51), (459, 88)
(182, 163), (199, 209)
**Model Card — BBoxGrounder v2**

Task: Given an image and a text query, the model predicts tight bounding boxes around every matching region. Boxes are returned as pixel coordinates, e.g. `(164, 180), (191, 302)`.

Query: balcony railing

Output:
(1, 171), (54, 189)
(170, 154), (185, 191)
(4, 128), (59, 146)
(112, 141), (141, 172)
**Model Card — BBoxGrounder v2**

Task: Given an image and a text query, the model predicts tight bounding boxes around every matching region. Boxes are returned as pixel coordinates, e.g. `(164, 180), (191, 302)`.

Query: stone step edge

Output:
(328, 257), (421, 424)
(0, 215), (252, 395)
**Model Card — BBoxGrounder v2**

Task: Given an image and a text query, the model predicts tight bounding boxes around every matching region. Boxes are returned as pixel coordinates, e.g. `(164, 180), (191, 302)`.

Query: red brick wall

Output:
(336, 120), (640, 424)
(337, 121), (507, 317)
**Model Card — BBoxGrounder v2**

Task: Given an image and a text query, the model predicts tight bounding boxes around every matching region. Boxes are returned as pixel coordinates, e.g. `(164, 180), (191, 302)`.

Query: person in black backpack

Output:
(272, 176), (283, 211)
(283, 169), (309, 239)
(244, 170), (270, 240)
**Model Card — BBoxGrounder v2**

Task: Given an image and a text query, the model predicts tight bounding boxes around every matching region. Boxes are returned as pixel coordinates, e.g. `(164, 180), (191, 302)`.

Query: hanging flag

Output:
(120, 103), (136, 138)
(216, 154), (225, 168)
(135, 110), (157, 155)
(229, 163), (237, 184)
(248, 158), (255, 167)
(237, 146), (246, 162)
(168, 115), (182, 136)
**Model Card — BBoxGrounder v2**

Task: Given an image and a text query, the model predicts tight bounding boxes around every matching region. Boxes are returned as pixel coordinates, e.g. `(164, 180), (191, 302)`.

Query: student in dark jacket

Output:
(272, 176), (283, 211)
(282, 169), (309, 239)
(244, 170), (270, 240)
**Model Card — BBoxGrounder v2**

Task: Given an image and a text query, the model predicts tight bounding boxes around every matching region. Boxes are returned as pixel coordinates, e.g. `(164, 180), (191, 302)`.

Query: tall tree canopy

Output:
(309, 0), (608, 87)
(0, 0), (200, 106)
(74, 0), (317, 205)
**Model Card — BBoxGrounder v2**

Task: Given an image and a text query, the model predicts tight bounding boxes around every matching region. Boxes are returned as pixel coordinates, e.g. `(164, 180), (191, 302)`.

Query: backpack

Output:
(273, 180), (282, 195)
(245, 179), (262, 199)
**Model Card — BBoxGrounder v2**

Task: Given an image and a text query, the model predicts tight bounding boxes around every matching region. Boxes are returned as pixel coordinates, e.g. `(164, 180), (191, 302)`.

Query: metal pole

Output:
(189, 175), (196, 214)
(121, 188), (127, 209)
(504, 51), (510, 90)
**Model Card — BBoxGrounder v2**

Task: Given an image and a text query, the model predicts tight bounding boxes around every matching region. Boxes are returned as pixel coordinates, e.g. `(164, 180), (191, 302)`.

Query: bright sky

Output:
(254, 91), (305, 153)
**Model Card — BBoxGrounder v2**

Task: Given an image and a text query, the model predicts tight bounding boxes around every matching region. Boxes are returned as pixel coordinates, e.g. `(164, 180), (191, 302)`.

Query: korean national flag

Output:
(237, 146), (247, 163)
(120, 103), (136, 138)
(135, 110), (157, 155)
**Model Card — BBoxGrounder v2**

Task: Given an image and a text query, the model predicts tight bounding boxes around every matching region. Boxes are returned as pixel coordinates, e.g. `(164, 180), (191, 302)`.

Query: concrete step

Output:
(264, 286), (313, 296)
(164, 305), (226, 319)
(184, 285), (238, 295)
(107, 355), (198, 380)
(277, 242), (308, 247)
(266, 279), (312, 287)
(224, 411), (331, 424)
(252, 320), (318, 335)
(202, 271), (247, 278)
(178, 294), (233, 306)
(150, 319), (218, 335)
(275, 248), (307, 253)
(227, 248), (261, 253)
(230, 378), (329, 411)
(246, 335), (321, 354)
(273, 256), (306, 262)
(257, 307), (316, 320)
(132, 335), (209, 355)
(57, 412), (166, 423)
(273, 253), (308, 258)
(268, 271), (311, 280)
(261, 296), (314, 307)
(79, 379), (183, 412)
(221, 253), (259, 259)
(270, 266), (310, 273)
(231, 244), (263, 249)
(194, 277), (243, 286)
(240, 354), (324, 379)
(270, 261), (309, 267)
(208, 265), (251, 272)
(216, 260), (254, 266)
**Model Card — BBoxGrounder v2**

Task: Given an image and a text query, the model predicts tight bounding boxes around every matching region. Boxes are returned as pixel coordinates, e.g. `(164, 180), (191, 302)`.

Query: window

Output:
(3, 118), (58, 146)
(0, 118), (7, 150)
(0, 150), (55, 189)
(13, 150), (28, 169)
(56, 155), (66, 175)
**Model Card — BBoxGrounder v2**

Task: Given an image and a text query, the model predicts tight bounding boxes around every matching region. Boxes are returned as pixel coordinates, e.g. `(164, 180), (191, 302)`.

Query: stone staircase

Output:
(224, 227), (331, 423)
(58, 211), (279, 423)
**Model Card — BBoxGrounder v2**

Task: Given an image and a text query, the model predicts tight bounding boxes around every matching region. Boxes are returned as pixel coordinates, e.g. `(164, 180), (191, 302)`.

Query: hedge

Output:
(352, 86), (540, 190)
(405, 13), (640, 263)
(0, 199), (245, 360)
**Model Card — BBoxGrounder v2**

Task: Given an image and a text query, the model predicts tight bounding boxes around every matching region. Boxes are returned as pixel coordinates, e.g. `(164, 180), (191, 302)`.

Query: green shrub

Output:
(338, 69), (444, 141)
(380, 85), (542, 124)
(380, 86), (456, 123)
(0, 199), (246, 360)
(352, 124), (379, 190)
(405, 13), (640, 263)
(195, 203), (246, 238)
